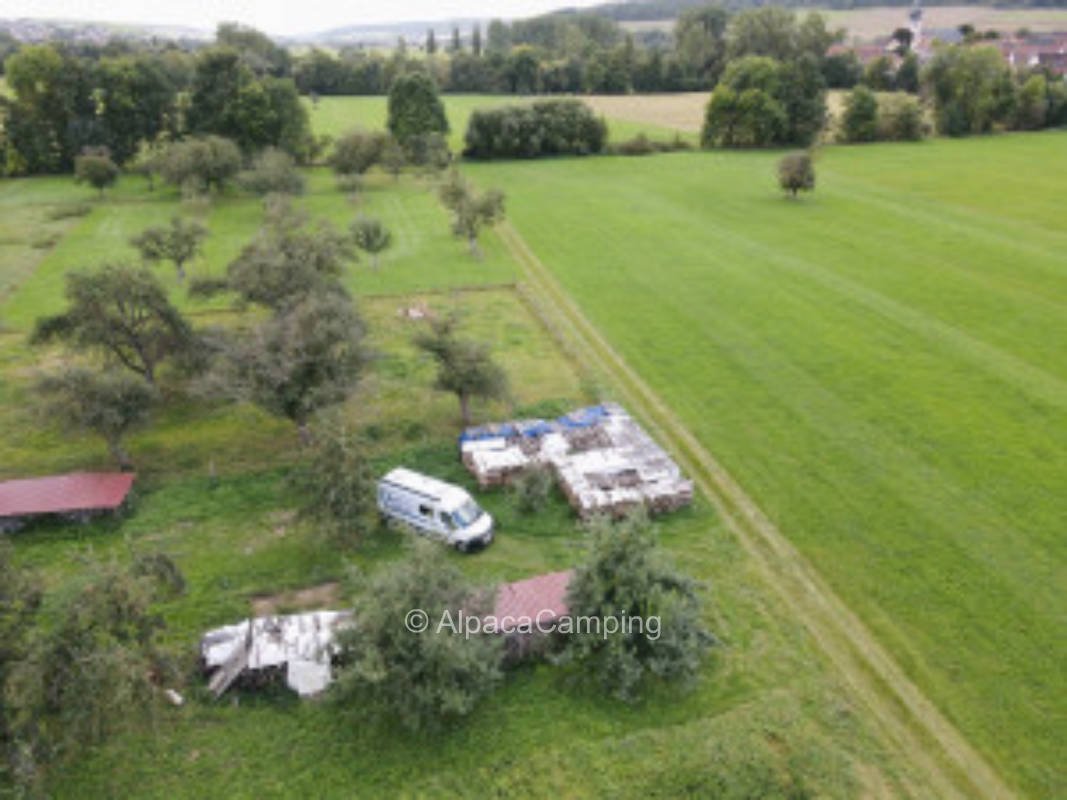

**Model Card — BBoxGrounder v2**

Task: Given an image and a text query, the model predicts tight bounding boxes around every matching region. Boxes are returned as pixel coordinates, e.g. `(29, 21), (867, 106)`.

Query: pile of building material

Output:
(460, 403), (693, 519)
(199, 610), (353, 698)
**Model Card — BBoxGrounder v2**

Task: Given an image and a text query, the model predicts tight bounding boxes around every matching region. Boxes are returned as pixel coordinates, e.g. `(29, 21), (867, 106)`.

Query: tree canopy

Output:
(200, 291), (367, 442)
(130, 216), (208, 284)
(31, 264), (194, 385)
(332, 539), (503, 731)
(386, 72), (449, 145)
(778, 151), (815, 198)
(560, 513), (714, 702)
(74, 148), (119, 196)
(194, 201), (354, 311)
(350, 217), (393, 269)
(37, 368), (157, 469)
(414, 313), (508, 426)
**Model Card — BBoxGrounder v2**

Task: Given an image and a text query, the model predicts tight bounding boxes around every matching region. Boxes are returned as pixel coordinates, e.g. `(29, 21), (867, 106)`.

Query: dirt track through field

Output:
(498, 220), (1017, 800)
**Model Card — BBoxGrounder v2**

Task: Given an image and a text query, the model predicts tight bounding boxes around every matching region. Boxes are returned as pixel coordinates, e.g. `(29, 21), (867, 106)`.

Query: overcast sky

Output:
(1, 0), (604, 35)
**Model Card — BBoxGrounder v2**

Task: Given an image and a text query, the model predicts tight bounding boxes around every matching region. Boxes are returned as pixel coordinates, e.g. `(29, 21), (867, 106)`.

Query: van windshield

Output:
(452, 500), (483, 528)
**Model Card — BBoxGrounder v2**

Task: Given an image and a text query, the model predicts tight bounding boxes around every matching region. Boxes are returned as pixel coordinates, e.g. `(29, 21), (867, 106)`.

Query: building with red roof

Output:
(489, 569), (573, 661)
(492, 569), (573, 632)
(0, 472), (136, 532)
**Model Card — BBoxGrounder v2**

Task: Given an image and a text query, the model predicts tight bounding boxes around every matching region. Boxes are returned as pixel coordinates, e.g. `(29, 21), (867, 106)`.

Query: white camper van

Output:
(377, 468), (494, 552)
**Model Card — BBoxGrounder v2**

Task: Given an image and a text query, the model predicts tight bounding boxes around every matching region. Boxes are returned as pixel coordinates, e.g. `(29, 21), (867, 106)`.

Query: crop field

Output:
(306, 94), (695, 152)
(467, 131), (1067, 798)
(0, 157), (931, 796)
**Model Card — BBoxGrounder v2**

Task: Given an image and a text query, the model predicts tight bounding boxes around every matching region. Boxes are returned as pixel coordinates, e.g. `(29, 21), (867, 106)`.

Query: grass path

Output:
(498, 219), (1016, 800)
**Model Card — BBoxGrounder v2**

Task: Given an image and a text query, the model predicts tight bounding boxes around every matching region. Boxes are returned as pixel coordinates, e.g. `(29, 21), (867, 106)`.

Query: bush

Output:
(839, 85), (879, 143)
(877, 93), (924, 141)
(778, 151), (815, 198)
(328, 129), (389, 177)
(238, 147), (306, 195)
(74, 148), (119, 195)
(158, 135), (242, 194)
(609, 133), (692, 156)
(511, 464), (554, 514)
(463, 100), (607, 159)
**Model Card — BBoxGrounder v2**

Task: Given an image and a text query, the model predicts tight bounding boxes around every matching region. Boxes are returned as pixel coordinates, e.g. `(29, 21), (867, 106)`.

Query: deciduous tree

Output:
(192, 200), (354, 311)
(74, 148), (119, 197)
(332, 538), (503, 730)
(6, 557), (179, 788)
(350, 216), (393, 269)
(386, 72), (449, 145)
(778, 151), (815, 198)
(328, 129), (387, 178)
(290, 417), (373, 546)
(31, 264), (193, 385)
(130, 216), (208, 284)
(158, 135), (242, 194)
(437, 169), (505, 257)
(200, 291), (367, 444)
(238, 147), (306, 195)
(414, 314), (508, 426)
(839, 85), (879, 143)
(37, 368), (156, 469)
(559, 513), (714, 701)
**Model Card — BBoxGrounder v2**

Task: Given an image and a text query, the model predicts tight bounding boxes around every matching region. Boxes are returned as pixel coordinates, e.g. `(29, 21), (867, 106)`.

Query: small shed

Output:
(0, 472), (136, 533)
(490, 569), (573, 661)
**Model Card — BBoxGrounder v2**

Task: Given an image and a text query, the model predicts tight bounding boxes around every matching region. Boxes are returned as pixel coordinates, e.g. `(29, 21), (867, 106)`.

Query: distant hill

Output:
(0, 17), (208, 44)
(549, 0), (1067, 23)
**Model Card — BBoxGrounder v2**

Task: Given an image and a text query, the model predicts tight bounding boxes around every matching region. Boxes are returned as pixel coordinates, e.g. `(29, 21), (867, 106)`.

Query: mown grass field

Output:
(306, 94), (696, 153)
(0, 159), (926, 795)
(466, 131), (1067, 798)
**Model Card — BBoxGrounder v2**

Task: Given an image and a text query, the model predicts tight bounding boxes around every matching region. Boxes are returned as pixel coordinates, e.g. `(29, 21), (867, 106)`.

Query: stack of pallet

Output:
(460, 404), (693, 519)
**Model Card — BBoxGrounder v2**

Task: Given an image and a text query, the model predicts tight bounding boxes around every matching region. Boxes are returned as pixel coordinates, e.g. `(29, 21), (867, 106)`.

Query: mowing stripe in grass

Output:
(499, 219), (1016, 800)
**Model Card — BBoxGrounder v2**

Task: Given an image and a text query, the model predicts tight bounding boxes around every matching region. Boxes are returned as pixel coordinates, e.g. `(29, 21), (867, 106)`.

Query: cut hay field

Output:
(306, 94), (696, 152)
(467, 131), (1067, 798)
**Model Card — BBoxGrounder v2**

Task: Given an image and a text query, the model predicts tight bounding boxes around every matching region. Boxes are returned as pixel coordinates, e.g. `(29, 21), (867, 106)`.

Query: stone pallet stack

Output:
(460, 404), (693, 519)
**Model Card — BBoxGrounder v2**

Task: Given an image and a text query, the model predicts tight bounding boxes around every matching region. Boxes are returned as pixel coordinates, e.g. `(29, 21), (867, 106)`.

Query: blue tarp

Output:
(459, 405), (614, 446)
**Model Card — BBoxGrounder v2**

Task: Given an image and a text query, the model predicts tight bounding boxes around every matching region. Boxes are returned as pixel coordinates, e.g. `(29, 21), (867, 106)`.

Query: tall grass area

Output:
(306, 94), (695, 153)
(466, 131), (1067, 798)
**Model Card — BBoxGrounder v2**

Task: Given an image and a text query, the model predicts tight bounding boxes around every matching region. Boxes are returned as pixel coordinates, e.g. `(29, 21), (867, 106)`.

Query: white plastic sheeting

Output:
(200, 610), (353, 698)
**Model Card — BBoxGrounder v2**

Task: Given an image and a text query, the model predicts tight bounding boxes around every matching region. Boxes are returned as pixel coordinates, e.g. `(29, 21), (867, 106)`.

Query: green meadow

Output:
(1, 94), (1062, 796)
(0, 158), (922, 795)
(466, 131), (1067, 798)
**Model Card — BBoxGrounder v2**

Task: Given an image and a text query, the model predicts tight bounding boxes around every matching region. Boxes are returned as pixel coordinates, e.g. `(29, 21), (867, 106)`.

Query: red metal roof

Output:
(0, 473), (136, 517)
(492, 569), (573, 631)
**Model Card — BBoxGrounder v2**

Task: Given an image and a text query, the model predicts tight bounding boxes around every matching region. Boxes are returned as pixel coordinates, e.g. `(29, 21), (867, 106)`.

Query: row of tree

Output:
(925, 45), (1067, 136)
(1, 25), (313, 174)
(294, 7), (842, 97)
